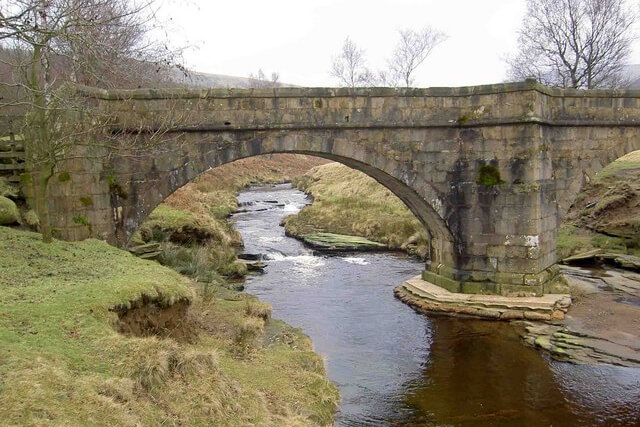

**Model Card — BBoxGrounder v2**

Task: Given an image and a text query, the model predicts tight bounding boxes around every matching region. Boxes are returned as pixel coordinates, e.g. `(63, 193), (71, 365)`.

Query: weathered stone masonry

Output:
(44, 80), (640, 296)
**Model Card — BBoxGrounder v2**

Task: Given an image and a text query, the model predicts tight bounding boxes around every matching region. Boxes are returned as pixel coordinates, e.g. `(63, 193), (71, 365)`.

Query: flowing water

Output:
(232, 184), (640, 426)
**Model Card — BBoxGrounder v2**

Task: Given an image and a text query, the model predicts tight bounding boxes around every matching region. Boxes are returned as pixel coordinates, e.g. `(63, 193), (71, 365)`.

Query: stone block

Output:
(461, 281), (501, 295)
(494, 272), (525, 285)
(422, 270), (461, 293)
(486, 245), (506, 258)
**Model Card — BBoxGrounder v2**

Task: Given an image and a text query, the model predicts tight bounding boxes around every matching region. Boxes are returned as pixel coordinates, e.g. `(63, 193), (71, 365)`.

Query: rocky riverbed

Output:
(522, 265), (640, 367)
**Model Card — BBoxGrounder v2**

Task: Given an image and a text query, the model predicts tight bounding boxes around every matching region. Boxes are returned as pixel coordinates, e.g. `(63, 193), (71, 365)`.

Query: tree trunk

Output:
(31, 164), (54, 243)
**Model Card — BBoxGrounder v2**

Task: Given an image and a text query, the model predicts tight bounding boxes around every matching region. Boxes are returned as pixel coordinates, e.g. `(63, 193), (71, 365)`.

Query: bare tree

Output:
(0, 0), (179, 242)
(330, 37), (374, 88)
(248, 68), (281, 88)
(388, 28), (446, 88)
(507, 0), (636, 89)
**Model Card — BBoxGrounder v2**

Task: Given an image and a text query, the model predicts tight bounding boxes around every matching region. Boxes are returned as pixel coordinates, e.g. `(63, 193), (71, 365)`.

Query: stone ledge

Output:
(395, 276), (571, 321)
(73, 80), (640, 101)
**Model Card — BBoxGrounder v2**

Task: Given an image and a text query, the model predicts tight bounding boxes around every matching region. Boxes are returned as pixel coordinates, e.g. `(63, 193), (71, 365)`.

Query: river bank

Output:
(0, 154), (340, 425)
(0, 226), (338, 425)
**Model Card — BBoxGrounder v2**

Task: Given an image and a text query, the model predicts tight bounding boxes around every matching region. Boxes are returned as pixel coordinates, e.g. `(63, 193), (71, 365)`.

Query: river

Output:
(232, 183), (640, 426)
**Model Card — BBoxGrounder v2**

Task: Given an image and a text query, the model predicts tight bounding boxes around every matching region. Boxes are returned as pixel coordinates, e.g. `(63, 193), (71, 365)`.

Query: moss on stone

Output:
(107, 174), (129, 199)
(0, 177), (18, 198)
(57, 171), (71, 183)
(476, 164), (504, 186)
(79, 196), (93, 207)
(0, 196), (20, 225)
(72, 214), (91, 228)
(23, 209), (39, 227)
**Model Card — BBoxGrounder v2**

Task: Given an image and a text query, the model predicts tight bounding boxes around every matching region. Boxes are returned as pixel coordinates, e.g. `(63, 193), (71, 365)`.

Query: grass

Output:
(592, 150), (640, 180)
(556, 225), (637, 260)
(283, 163), (430, 257)
(0, 226), (338, 425)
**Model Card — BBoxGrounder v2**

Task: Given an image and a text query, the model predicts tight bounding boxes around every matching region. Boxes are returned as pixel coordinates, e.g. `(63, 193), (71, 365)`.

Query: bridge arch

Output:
(114, 129), (458, 269)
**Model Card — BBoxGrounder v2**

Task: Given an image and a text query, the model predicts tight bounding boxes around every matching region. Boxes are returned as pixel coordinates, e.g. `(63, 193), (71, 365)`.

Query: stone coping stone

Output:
(72, 79), (640, 101)
(396, 276), (571, 321)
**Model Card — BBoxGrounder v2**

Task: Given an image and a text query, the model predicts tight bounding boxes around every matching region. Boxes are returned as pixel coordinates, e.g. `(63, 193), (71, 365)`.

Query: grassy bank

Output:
(283, 163), (430, 257)
(0, 226), (338, 425)
(558, 151), (640, 260)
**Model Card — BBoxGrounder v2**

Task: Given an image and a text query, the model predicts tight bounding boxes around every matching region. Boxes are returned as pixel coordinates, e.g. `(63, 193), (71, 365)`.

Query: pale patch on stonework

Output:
(431, 197), (444, 217)
(505, 234), (539, 247)
(472, 105), (485, 118)
(524, 235), (540, 248)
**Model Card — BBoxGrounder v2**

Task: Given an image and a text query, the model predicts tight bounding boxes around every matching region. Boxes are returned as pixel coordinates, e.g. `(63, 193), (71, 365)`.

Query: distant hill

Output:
(166, 68), (297, 89)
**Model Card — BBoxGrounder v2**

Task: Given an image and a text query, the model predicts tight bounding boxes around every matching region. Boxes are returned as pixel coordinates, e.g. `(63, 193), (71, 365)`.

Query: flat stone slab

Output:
(522, 323), (640, 367)
(562, 250), (640, 272)
(298, 232), (387, 252)
(395, 276), (571, 321)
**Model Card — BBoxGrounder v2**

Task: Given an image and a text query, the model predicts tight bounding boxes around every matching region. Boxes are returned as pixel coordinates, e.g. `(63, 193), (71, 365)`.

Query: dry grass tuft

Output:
(234, 317), (266, 357)
(245, 300), (273, 320)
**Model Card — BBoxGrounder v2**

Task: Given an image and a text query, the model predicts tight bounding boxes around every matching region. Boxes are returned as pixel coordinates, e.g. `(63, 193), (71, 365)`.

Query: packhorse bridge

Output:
(42, 79), (640, 297)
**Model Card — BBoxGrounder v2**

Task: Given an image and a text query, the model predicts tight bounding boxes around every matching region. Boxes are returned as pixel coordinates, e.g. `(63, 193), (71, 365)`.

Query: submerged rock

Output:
(238, 259), (267, 272)
(238, 253), (264, 261)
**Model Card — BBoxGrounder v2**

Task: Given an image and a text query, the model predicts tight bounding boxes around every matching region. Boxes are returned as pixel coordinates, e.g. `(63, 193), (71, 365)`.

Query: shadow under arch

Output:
(553, 132), (640, 220)
(557, 149), (640, 250)
(125, 150), (457, 270)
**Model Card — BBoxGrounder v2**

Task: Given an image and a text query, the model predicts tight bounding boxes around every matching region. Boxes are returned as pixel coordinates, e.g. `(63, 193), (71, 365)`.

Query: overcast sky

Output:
(160, 0), (640, 87)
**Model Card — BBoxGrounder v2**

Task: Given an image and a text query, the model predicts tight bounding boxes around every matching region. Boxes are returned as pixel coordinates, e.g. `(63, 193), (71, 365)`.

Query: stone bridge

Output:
(46, 80), (640, 296)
